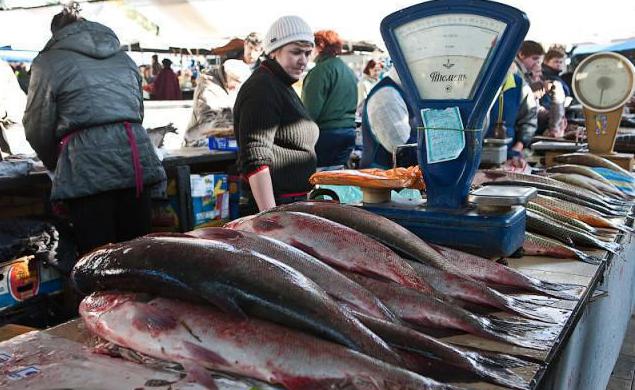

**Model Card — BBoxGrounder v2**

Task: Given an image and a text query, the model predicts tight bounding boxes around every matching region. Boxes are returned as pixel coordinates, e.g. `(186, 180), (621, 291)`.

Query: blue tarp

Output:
(572, 39), (635, 56)
(0, 49), (38, 63)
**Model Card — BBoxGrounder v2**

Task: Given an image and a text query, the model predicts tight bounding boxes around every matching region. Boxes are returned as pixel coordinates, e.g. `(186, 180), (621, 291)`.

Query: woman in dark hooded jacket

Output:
(23, 4), (166, 253)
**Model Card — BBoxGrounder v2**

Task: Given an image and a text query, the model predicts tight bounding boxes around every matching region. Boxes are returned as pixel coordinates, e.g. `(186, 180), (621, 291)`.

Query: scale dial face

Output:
(573, 52), (635, 112)
(394, 13), (507, 100)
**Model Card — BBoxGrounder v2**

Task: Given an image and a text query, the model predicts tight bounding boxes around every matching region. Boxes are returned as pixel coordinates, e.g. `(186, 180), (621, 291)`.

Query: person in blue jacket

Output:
(485, 66), (538, 161)
(360, 67), (417, 169)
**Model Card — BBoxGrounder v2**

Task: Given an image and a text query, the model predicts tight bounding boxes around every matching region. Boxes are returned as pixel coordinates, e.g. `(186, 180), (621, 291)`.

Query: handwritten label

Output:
(422, 107), (465, 164)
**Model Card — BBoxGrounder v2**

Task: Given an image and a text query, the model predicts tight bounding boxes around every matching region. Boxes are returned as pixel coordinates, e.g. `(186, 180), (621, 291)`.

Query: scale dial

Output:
(394, 14), (506, 100)
(573, 52), (635, 112)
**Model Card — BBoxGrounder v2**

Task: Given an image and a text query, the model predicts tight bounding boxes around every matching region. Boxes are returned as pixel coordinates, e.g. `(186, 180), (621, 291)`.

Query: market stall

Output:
(1, 1), (634, 389)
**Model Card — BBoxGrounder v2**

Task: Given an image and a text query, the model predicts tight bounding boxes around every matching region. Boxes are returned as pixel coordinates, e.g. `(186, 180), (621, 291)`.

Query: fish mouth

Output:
(80, 291), (138, 314)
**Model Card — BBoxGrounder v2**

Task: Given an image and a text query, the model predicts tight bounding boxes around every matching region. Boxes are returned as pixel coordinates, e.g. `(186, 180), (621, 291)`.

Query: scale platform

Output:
(363, 199), (525, 257)
(361, 186), (536, 257)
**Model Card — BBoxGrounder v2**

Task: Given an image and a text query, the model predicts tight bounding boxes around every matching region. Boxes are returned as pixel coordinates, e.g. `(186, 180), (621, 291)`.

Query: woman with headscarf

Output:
(233, 15), (317, 213)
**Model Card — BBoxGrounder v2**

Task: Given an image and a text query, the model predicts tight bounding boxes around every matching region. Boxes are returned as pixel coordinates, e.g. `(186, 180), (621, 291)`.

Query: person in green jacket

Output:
(301, 30), (357, 167)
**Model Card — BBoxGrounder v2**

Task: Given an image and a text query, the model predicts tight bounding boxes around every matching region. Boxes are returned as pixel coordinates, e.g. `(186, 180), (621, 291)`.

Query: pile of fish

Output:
(71, 201), (590, 389)
(474, 153), (634, 263)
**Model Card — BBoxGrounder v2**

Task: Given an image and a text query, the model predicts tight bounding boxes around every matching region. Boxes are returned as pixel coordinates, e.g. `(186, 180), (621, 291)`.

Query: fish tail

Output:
(467, 359), (531, 390)
(597, 241), (621, 253)
(473, 352), (529, 369)
(488, 317), (551, 333)
(572, 249), (604, 265)
(494, 298), (559, 323)
(526, 280), (581, 300)
(473, 321), (549, 350)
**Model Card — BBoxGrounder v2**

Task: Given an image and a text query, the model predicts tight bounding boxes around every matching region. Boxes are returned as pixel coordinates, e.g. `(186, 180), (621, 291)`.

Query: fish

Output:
(432, 245), (581, 300)
(477, 170), (632, 210)
(269, 201), (464, 274)
(225, 211), (437, 297)
(547, 164), (630, 196)
(71, 235), (401, 364)
(266, 201), (575, 304)
(533, 194), (633, 232)
(548, 173), (628, 200)
(80, 292), (458, 390)
(523, 232), (603, 264)
(535, 189), (625, 217)
(187, 227), (396, 322)
(554, 152), (634, 178)
(527, 202), (604, 237)
(343, 272), (551, 350)
(526, 210), (621, 253)
(355, 313), (531, 390)
(403, 258), (564, 321)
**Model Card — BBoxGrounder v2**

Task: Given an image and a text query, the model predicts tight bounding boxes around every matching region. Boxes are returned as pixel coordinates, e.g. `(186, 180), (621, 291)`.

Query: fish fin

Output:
(181, 360), (219, 390)
(196, 282), (247, 319)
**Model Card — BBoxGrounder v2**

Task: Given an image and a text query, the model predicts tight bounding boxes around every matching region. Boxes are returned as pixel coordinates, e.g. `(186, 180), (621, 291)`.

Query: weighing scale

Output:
(361, 0), (535, 256)
(572, 52), (635, 170)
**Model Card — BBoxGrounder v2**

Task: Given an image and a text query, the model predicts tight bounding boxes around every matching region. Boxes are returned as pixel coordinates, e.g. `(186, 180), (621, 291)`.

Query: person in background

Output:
(151, 58), (182, 100)
(150, 54), (161, 77)
(23, 3), (166, 254)
(360, 67), (417, 169)
(184, 59), (251, 147)
(234, 15), (317, 213)
(302, 29), (357, 168)
(515, 40), (544, 85)
(243, 32), (263, 71)
(538, 47), (569, 138)
(356, 59), (382, 114)
(485, 64), (538, 164)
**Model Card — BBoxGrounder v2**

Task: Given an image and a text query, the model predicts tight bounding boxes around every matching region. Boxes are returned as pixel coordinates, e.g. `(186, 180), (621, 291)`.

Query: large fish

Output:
(526, 209), (621, 253)
(266, 202), (577, 300)
(548, 173), (629, 200)
(547, 164), (624, 189)
(535, 189), (625, 217)
(523, 232), (602, 264)
(269, 201), (463, 274)
(475, 170), (631, 210)
(355, 314), (531, 390)
(432, 245), (580, 300)
(81, 292), (458, 390)
(225, 211), (437, 296)
(554, 152), (634, 178)
(533, 194), (633, 232)
(527, 202), (606, 237)
(187, 227), (396, 321)
(71, 235), (401, 364)
(343, 272), (551, 350)
(403, 259), (567, 320)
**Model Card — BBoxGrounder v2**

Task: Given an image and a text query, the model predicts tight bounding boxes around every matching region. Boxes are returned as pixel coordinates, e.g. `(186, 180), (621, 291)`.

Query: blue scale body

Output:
(361, 0), (530, 256)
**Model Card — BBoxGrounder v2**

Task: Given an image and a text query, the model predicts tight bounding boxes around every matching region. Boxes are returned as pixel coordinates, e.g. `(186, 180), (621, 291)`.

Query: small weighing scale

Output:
(572, 52), (635, 171)
(361, 0), (534, 256)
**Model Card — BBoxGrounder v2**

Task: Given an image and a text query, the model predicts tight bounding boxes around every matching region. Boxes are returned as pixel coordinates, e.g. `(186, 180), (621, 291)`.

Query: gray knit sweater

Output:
(233, 59), (318, 195)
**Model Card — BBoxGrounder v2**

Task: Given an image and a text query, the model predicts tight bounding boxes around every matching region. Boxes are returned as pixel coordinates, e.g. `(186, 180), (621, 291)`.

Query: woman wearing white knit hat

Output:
(233, 15), (318, 214)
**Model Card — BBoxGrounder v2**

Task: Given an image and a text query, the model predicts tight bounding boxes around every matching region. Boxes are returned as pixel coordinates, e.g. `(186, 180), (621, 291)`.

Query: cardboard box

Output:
(190, 173), (229, 227)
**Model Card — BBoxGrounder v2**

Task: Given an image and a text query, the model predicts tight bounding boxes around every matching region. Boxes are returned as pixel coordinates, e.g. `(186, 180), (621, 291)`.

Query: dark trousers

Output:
(315, 127), (356, 167)
(65, 187), (152, 254)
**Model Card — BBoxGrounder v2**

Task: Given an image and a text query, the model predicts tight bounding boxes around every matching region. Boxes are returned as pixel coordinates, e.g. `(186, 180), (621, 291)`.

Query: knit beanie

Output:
(264, 15), (314, 55)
